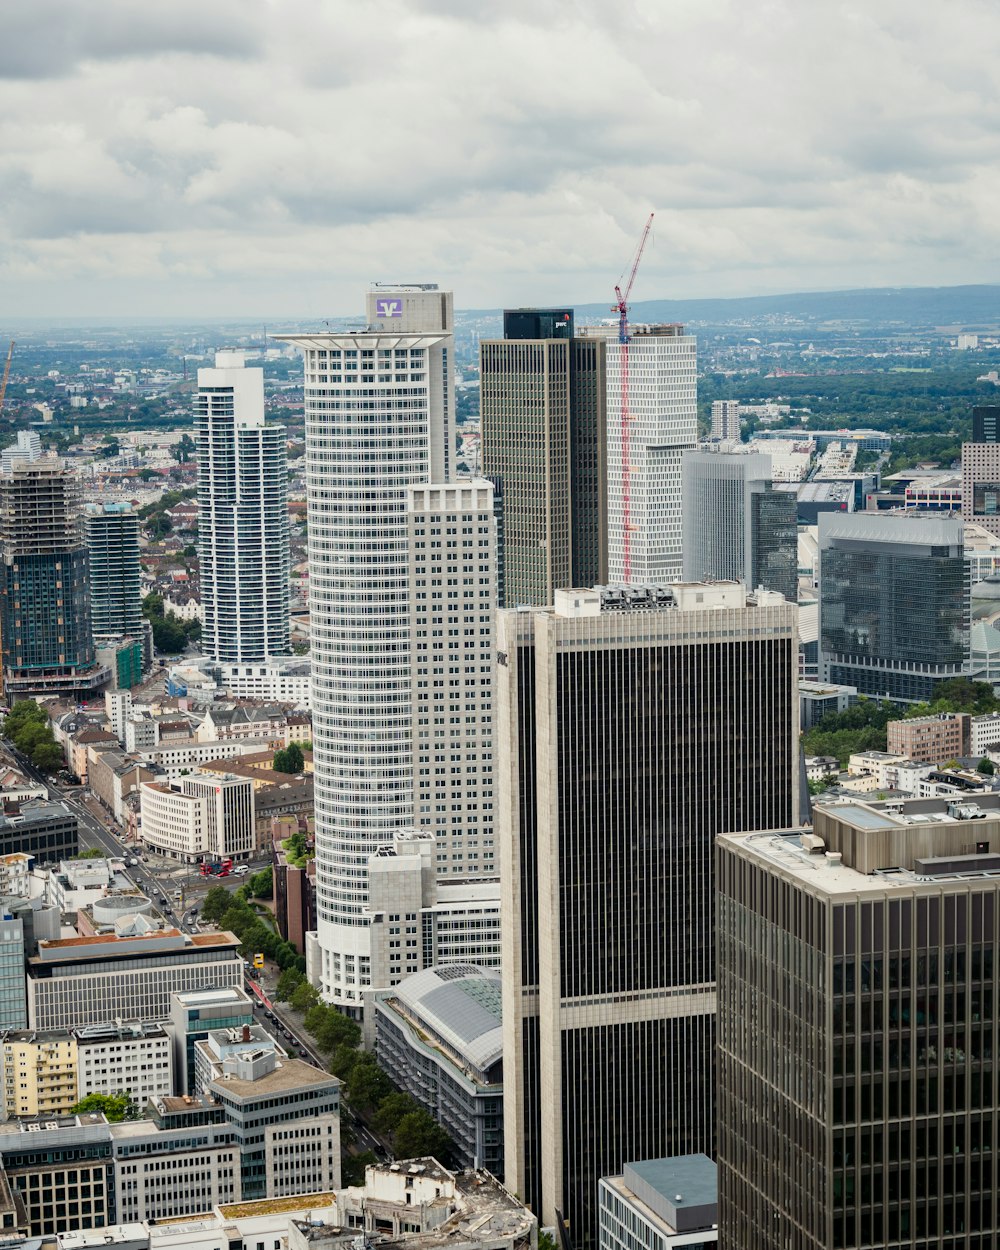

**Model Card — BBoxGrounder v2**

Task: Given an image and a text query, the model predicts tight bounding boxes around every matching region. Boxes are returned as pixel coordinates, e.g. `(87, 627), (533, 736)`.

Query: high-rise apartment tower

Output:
(196, 351), (290, 664)
(711, 399), (741, 442)
(497, 582), (798, 1246)
(84, 503), (142, 644)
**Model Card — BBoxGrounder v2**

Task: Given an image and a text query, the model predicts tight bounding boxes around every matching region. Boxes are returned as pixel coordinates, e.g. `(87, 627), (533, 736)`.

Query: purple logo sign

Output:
(376, 298), (403, 318)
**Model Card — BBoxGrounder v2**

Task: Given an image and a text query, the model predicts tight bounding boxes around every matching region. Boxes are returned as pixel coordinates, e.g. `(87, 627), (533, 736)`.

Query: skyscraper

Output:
(818, 512), (968, 702)
(601, 323), (698, 584)
(481, 309), (606, 608)
(274, 286), (457, 1010)
(682, 447), (798, 602)
(718, 794), (1000, 1250)
(497, 582), (798, 1246)
(0, 458), (106, 700)
(196, 351), (290, 665)
(409, 480), (496, 881)
(84, 503), (142, 644)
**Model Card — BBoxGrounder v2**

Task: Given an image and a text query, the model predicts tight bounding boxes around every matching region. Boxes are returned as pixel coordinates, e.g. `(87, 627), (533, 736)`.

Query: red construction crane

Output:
(0, 341), (13, 413)
(612, 215), (654, 583)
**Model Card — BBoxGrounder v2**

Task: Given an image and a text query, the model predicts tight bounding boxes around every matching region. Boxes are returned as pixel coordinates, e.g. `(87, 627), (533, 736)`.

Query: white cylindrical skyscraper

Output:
(276, 286), (456, 1009)
(196, 351), (290, 664)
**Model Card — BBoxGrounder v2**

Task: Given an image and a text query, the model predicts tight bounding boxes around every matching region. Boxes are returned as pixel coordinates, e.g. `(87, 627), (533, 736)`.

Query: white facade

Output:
(711, 399), (741, 442)
(75, 1022), (173, 1107)
(602, 324), (698, 583)
(196, 352), (290, 663)
(275, 286), (456, 1009)
(105, 690), (133, 744)
(0, 430), (41, 473)
(139, 782), (206, 860)
(409, 481), (496, 877)
(217, 657), (312, 704)
(141, 736), (274, 780)
(138, 773), (254, 862)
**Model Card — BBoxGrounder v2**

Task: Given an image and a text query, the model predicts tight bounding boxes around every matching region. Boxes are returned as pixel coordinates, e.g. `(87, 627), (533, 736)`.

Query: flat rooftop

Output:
(209, 1056), (340, 1099)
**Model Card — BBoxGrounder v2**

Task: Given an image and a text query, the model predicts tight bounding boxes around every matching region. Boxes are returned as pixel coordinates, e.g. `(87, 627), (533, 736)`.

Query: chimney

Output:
(242, 1024), (251, 1043)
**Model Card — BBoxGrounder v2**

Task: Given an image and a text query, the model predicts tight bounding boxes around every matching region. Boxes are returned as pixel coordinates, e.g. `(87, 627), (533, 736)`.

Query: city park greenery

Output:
(141, 591), (200, 654)
(802, 679), (1000, 770)
(273, 742), (304, 775)
(2, 701), (64, 772)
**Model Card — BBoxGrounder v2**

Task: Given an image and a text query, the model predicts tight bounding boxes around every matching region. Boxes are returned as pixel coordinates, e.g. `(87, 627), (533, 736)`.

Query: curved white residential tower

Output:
(196, 351), (290, 664)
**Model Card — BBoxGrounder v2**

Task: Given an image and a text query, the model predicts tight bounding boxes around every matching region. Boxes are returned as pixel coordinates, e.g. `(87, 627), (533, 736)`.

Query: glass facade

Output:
(820, 521), (968, 702)
(751, 487), (798, 603)
(0, 920), (27, 1029)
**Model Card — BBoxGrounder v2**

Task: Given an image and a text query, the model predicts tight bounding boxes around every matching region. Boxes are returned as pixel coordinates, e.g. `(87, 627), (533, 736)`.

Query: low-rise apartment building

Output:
(0, 1030), (78, 1117)
(88, 750), (160, 827)
(886, 711), (970, 764)
(75, 1022), (173, 1109)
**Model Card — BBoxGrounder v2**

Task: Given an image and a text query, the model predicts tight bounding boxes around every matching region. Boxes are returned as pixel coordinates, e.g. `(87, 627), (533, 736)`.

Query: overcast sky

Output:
(2, 0), (1000, 319)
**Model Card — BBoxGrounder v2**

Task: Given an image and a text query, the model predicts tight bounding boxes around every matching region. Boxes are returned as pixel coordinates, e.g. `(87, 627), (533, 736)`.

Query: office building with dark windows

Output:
(481, 309), (607, 608)
(0, 458), (108, 700)
(717, 794), (1000, 1250)
(497, 582), (798, 1247)
(963, 407), (1000, 538)
(682, 446), (797, 602)
(818, 512), (969, 702)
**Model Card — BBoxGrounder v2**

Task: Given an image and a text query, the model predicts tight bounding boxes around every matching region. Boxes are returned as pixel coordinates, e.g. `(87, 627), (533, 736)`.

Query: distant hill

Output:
(463, 285), (1000, 332)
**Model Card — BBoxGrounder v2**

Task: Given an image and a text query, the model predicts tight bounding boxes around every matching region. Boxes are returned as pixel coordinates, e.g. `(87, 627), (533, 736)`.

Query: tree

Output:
(342, 1149), (377, 1187)
(346, 1052), (394, 1111)
(290, 980), (320, 1013)
(182, 544), (197, 559)
(276, 966), (304, 1001)
(304, 1004), (362, 1054)
(392, 1108), (452, 1162)
(138, 467), (158, 482)
(979, 757), (996, 775)
(248, 867), (273, 899)
(273, 742), (304, 775)
(76, 848), (107, 860)
(32, 740), (64, 772)
(373, 1091), (420, 1137)
(200, 885), (232, 923)
(69, 1092), (141, 1122)
(172, 433), (196, 463)
(329, 1042), (361, 1081)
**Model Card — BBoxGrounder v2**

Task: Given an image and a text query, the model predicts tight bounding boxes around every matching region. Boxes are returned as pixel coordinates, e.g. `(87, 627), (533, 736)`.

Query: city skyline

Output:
(3, 3), (1000, 317)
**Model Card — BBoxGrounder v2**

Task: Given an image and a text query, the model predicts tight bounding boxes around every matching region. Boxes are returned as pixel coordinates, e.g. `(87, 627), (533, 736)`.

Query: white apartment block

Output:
(409, 480), (496, 878)
(601, 324), (698, 583)
(75, 1022), (173, 1108)
(276, 286), (457, 1010)
(138, 773), (254, 862)
(105, 690), (133, 743)
(216, 657), (312, 704)
(196, 351), (290, 663)
(711, 399), (741, 441)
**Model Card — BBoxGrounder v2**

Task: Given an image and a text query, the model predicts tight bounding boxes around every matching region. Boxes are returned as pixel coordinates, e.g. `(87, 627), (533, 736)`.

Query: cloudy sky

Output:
(2, 0), (1000, 319)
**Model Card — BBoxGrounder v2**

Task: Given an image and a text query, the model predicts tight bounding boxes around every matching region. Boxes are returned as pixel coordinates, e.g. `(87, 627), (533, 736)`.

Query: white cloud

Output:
(1, 0), (1000, 316)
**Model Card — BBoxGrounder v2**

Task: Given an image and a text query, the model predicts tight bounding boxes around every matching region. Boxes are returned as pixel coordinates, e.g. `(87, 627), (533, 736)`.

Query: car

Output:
(234, 865), (249, 876)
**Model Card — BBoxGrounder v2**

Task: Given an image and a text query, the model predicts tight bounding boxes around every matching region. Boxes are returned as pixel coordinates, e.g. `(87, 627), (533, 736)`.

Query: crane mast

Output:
(612, 214), (654, 583)
(0, 341), (13, 413)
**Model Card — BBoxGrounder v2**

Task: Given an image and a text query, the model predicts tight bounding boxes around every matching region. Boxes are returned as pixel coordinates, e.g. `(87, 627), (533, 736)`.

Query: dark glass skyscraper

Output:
(481, 310), (606, 607)
(0, 458), (104, 699)
(718, 795), (1000, 1250)
(84, 502), (142, 644)
(819, 513), (968, 702)
(972, 405), (1000, 443)
(498, 583), (799, 1248)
